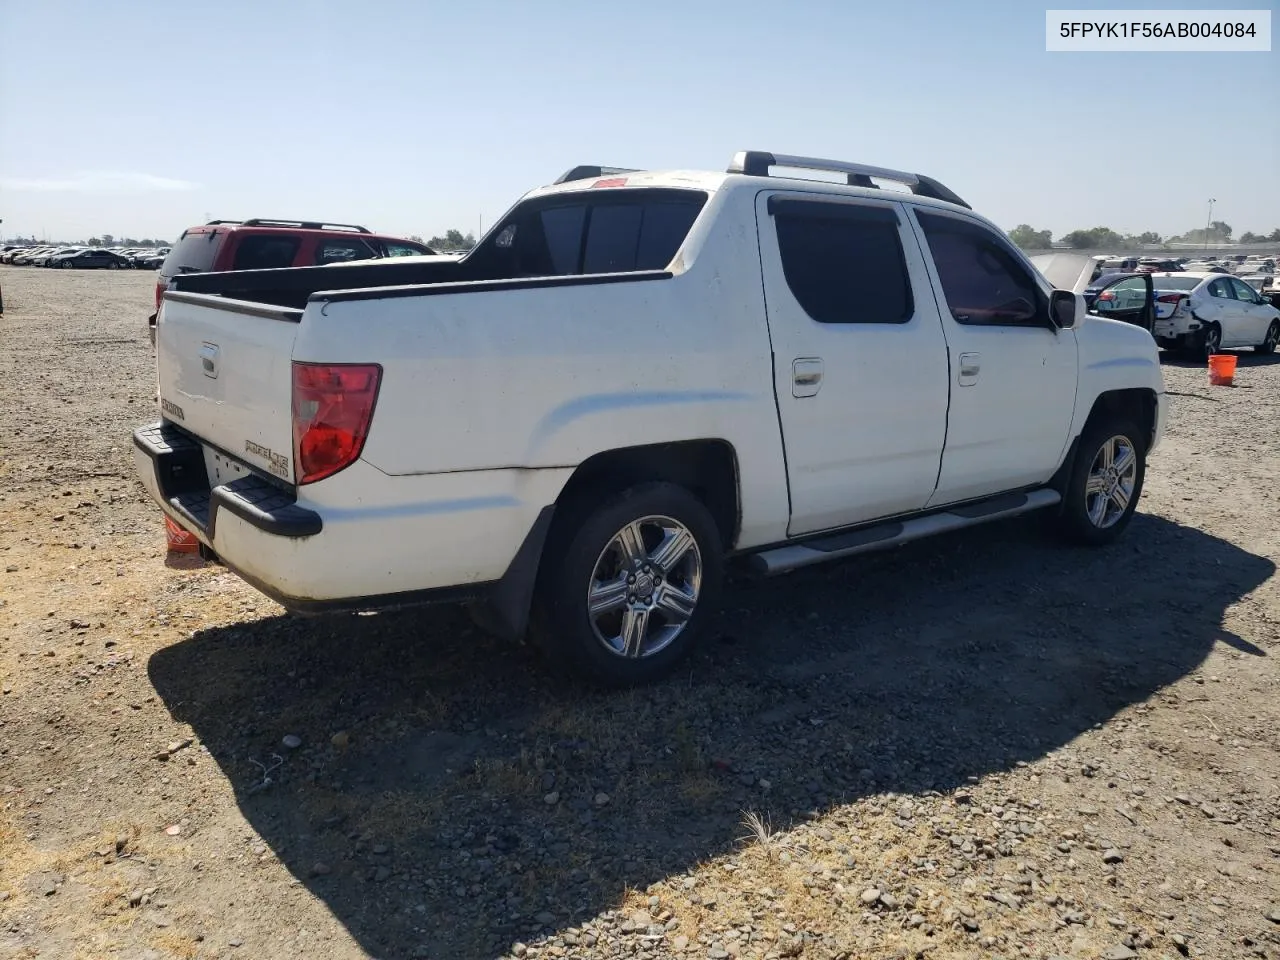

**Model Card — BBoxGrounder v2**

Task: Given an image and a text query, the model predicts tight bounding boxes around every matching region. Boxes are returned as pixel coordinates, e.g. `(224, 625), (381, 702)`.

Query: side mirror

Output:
(1049, 289), (1080, 329)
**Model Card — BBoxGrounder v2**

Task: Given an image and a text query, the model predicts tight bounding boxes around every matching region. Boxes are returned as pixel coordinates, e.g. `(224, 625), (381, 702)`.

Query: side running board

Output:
(746, 488), (1062, 576)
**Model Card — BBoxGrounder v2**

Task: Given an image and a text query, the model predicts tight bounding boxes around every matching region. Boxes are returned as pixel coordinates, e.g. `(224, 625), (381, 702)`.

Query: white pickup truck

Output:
(134, 151), (1167, 686)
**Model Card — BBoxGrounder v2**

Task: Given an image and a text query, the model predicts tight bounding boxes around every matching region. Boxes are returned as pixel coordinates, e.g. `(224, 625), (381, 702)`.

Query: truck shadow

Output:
(148, 513), (1272, 960)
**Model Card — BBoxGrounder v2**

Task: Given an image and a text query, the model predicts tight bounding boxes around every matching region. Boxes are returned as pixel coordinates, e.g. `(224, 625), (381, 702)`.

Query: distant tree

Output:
(87, 237), (103, 246)
(1268, 228), (1280, 242)
(1175, 221), (1233, 245)
(1062, 226), (1125, 249)
(102, 234), (114, 246)
(428, 229), (476, 252)
(408, 235), (424, 243)
(1135, 231), (1161, 244)
(1007, 224), (1053, 249)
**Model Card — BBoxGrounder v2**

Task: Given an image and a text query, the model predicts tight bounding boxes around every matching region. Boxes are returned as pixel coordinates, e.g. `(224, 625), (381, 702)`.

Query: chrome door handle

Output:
(792, 358), (823, 397)
(958, 352), (980, 386)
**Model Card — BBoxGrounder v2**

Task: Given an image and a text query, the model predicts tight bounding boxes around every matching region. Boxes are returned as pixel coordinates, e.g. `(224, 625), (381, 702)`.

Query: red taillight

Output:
(1156, 294), (1183, 303)
(1097, 291), (1115, 301)
(291, 362), (382, 485)
(155, 279), (166, 308)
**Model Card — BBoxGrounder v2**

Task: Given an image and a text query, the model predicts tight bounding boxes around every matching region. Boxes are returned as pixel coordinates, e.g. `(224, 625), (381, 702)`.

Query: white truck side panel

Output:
(295, 190), (794, 549)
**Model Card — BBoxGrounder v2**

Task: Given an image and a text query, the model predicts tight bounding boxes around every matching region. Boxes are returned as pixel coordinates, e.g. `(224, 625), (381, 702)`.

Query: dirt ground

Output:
(1, 266), (1278, 960)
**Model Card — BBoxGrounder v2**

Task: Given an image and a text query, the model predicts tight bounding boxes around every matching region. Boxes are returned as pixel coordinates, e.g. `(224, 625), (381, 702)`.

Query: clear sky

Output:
(1, 0), (1277, 244)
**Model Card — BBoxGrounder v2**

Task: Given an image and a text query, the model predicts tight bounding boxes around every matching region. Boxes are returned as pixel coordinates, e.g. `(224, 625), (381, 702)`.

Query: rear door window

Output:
(770, 200), (913, 324)
(232, 235), (301, 271)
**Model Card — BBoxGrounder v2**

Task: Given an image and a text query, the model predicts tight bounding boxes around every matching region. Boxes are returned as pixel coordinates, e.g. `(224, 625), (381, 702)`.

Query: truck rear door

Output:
(155, 291), (301, 483)
(755, 192), (951, 537)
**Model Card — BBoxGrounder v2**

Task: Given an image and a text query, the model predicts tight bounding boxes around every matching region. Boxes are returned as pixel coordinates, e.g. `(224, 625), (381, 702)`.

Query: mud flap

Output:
(467, 505), (556, 643)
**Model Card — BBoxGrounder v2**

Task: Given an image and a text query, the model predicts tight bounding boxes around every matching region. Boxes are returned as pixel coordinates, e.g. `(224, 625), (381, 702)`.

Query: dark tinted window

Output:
(1207, 278), (1234, 298)
(539, 206), (587, 274)
(480, 190), (706, 279)
(160, 230), (223, 278)
(232, 235), (301, 271)
(917, 212), (1041, 326)
(583, 204), (643, 273)
(772, 202), (912, 324)
(315, 238), (376, 265)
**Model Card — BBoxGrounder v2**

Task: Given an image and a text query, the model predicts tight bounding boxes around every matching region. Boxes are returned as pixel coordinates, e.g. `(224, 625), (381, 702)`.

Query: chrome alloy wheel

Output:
(586, 515), (702, 659)
(1085, 435), (1138, 529)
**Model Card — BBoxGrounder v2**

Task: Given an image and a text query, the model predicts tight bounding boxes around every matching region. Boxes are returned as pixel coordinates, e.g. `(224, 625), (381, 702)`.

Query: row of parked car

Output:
(0, 245), (169, 269)
(1033, 252), (1280, 359)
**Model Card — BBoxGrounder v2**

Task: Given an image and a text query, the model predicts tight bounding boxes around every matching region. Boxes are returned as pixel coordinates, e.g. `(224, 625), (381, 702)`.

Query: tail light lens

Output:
(291, 362), (382, 485)
(1156, 294), (1184, 303)
(155, 279), (167, 309)
(1097, 291), (1115, 302)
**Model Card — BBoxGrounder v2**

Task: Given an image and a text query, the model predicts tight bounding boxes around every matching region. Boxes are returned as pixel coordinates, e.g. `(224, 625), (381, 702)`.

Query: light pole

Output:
(1204, 198), (1216, 254)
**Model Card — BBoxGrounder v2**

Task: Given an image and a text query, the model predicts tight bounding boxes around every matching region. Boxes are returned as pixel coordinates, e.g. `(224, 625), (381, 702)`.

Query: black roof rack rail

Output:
(726, 150), (970, 210)
(204, 220), (242, 226)
(552, 165), (642, 185)
(239, 218), (372, 233)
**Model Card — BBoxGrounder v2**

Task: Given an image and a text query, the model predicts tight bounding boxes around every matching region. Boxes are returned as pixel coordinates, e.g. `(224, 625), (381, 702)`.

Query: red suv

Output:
(149, 219), (435, 337)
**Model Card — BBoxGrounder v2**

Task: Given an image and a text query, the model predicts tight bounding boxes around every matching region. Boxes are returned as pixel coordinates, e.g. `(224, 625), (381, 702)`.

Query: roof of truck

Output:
(529, 152), (976, 216)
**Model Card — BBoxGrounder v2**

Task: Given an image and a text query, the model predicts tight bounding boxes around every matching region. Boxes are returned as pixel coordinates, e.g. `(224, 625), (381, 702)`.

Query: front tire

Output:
(1055, 419), (1146, 546)
(1255, 321), (1279, 355)
(531, 481), (724, 686)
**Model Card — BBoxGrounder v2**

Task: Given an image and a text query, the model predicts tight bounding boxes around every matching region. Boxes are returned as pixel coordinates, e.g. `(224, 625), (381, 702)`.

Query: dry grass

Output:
(150, 931), (201, 959)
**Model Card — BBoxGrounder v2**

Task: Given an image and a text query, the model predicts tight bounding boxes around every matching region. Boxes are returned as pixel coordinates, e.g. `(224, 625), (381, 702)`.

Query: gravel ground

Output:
(1, 266), (1278, 960)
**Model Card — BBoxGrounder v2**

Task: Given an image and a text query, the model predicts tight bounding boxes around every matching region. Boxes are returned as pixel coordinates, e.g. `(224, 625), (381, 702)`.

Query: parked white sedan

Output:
(1146, 272), (1280, 357)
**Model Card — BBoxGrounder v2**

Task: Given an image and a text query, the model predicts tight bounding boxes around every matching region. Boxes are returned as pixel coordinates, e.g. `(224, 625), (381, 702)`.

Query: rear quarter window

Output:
(232, 235), (302, 271)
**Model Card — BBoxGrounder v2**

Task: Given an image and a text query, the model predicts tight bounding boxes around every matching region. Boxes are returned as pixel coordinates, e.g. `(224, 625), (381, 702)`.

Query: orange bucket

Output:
(164, 515), (200, 554)
(1208, 353), (1237, 386)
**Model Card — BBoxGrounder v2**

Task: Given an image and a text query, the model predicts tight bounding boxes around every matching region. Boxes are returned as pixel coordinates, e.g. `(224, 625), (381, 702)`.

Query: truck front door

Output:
(909, 208), (1079, 506)
(755, 192), (951, 537)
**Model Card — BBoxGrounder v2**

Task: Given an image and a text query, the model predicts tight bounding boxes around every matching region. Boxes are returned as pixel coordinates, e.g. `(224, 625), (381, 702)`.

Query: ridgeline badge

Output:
(245, 440), (290, 478)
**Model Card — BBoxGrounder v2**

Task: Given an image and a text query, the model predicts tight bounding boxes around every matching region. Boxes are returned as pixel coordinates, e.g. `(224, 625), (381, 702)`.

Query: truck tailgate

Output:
(156, 291), (301, 482)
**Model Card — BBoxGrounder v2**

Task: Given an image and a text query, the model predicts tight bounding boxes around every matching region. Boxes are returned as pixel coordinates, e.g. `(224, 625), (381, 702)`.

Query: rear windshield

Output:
(480, 189), (707, 278)
(1153, 276), (1201, 290)
(161, 230), (223, 278)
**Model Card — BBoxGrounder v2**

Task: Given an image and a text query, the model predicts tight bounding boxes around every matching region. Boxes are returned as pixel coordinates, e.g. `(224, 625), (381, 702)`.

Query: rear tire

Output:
(61, 261), (73, 269)
(1255, 321), (1279, 354)
(1199, 322), (1221, 360)
(1055, 418), (1146, 546)
(530, 481), (723, 687)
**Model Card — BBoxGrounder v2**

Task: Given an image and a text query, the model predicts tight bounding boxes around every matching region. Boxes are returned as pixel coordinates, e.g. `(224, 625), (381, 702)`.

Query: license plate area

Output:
(203, 447), (257, 489)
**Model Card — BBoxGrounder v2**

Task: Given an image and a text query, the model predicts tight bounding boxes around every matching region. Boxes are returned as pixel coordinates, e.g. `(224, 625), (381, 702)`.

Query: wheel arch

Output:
(1051, 387), (1157, 495)
(469, 439), (741, 645)
(553, 438), (742, 550)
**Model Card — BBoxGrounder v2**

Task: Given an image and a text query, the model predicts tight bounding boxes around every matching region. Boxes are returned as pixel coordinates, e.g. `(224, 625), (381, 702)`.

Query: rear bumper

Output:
(132, 421), (567, 629)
